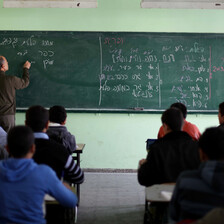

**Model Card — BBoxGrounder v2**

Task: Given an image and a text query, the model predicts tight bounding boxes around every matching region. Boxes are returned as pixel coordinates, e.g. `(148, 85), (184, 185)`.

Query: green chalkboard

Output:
(0, 31), (223, 112)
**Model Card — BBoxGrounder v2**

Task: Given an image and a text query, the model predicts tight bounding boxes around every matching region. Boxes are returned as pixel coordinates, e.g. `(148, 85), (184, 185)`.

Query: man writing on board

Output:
(0, 56), (31, 132)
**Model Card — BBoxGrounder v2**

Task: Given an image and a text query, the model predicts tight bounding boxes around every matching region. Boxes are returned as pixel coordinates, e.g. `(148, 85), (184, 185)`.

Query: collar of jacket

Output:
(162, 131), (191, 140)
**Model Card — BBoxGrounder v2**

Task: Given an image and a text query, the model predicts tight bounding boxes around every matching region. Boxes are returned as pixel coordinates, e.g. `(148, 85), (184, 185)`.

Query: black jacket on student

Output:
(138, 131), (200, 187)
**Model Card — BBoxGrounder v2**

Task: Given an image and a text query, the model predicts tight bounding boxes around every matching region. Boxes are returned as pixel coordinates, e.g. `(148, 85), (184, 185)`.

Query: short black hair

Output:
(49, 105), (67, 124)
(170, 102), (187, 119)
(199, 127), (224, 160)
(26, 105), (49, 132)
(219, 102), (224, 116)
(7, 126), (34, 158)
(161, 108), (183, 131)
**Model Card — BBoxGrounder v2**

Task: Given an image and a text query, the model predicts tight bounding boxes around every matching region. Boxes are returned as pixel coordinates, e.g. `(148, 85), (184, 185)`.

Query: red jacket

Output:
(157, 120), (201, 141)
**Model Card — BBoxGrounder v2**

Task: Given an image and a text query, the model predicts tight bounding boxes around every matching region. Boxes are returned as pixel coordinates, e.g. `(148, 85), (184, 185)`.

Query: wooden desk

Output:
(72, 144), (85, 167)
(45, 187), (78, 224)
(144, 184), (175, 224)
(72, 143), (85, 204)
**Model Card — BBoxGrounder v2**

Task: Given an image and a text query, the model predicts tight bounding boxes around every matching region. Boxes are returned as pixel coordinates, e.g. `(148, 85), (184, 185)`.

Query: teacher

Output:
(0, 56), (31, 132)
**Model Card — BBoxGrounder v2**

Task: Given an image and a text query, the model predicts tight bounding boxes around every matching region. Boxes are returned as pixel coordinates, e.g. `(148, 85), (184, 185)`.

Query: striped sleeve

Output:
(64, 155), (84, 184)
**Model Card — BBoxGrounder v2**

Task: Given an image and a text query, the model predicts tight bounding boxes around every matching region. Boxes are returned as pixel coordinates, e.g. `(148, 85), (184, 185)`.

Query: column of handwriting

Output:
(99, 37), (162, 107)
(167, 42), (210, 109)
(0, 35), (55, 70)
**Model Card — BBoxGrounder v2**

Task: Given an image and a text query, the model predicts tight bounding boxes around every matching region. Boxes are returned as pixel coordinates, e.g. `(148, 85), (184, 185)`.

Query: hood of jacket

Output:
(0, 158), (37, 182)
(200, 161), (224, 192)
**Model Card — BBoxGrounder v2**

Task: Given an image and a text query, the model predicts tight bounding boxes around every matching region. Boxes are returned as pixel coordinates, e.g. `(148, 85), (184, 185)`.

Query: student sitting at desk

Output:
(138, 108), (200, 187)
(47, 105), (76, 154)
(25, 105), (84, 185)
(170, 127), (224, 222)
(0, 126), (78, 224)
(157, 102), (201, 141)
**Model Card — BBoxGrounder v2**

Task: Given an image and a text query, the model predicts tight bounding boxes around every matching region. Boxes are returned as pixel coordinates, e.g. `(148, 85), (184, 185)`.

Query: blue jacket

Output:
(0, 158), (78, 224)
(170, 161), (224, 222)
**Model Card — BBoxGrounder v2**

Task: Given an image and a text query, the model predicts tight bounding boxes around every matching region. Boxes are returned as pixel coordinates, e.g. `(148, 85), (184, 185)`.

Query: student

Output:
(170, 127), (224, 222)
(138, 108), (200, 187)
(47, 105), (76, 154)
(25, 105), (84, 184)
(0, 126), (77, 224)
(218, 102), (224, 128)
(157, 102), (201, 141)
(0, 56), (31, 132)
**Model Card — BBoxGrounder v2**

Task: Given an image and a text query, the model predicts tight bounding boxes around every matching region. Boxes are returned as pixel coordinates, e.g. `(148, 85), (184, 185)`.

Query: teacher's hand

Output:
(23, 61), (31, 69)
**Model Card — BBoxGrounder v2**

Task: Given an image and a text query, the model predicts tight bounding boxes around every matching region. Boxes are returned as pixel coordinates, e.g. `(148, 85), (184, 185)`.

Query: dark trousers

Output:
(0, 115), (15, 133)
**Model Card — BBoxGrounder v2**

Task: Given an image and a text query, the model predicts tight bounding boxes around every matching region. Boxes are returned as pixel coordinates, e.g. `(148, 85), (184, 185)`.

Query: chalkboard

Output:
(0, 31), (224, 112)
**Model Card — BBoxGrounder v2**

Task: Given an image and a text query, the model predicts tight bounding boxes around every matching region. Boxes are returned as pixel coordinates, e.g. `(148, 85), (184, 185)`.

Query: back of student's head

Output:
(161, 108), (183, 131)
(8, 126), (34, 158)
(49, 105), (67, 124)
(0, 56), (5, 68)
(219, 102), (224, 116)
(199, 127), (224, 160)
(26, 105), (49, 132)
(170, 102), (187, 119)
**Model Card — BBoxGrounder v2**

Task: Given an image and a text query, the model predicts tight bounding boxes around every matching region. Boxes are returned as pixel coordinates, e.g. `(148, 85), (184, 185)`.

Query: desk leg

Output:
(77, 184), (80, 205)
(76, 153), (80, 205)
(77, 154), (80, 166)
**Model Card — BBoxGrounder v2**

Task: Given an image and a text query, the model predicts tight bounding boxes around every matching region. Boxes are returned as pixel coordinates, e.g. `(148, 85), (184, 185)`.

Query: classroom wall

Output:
(1, 0), (222, 169)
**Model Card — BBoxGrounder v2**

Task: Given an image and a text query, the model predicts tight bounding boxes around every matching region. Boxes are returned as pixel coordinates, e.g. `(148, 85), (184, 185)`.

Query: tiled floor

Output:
(77, 172), (145, 224)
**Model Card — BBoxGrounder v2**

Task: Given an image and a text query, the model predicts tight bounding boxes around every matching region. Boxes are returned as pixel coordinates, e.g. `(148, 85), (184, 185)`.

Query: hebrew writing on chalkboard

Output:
(0, 31), (223, 112)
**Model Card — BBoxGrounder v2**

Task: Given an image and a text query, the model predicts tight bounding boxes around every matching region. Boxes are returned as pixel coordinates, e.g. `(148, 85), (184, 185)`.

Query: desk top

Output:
(75, 143), (85, 153)
(145, 184), (175, 202)
(45, 186), (77, 202)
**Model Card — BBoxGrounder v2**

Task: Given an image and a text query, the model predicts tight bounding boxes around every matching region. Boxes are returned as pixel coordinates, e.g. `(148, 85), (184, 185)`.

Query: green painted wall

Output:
(1, 0), (222, 168)
(16, 112), (218, 169)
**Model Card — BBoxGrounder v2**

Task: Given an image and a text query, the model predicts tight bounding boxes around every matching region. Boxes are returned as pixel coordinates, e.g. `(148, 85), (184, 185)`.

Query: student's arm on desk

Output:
(137, 149), (160, 187)
(64, 155), (84, 184)
(45, 167), (78, 207)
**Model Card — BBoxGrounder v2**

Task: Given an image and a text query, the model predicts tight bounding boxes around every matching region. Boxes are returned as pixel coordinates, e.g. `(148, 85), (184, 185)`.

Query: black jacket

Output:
(138, 131), (200, 187)
(33, 138), (84, 184)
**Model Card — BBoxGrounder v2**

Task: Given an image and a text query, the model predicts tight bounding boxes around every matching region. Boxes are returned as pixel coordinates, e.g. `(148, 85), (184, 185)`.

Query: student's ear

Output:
(30, 144), (36, 155)
(46, 120), (49, 129)
(5, 145), (10, 154)
(199, 148), (209, 162)
(27, 144), (36, 158)
(163, 123), (170, 135)
(221, 115), (224, 124)
(62, 118), (67, 125)
(43, 121), (50, 132)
